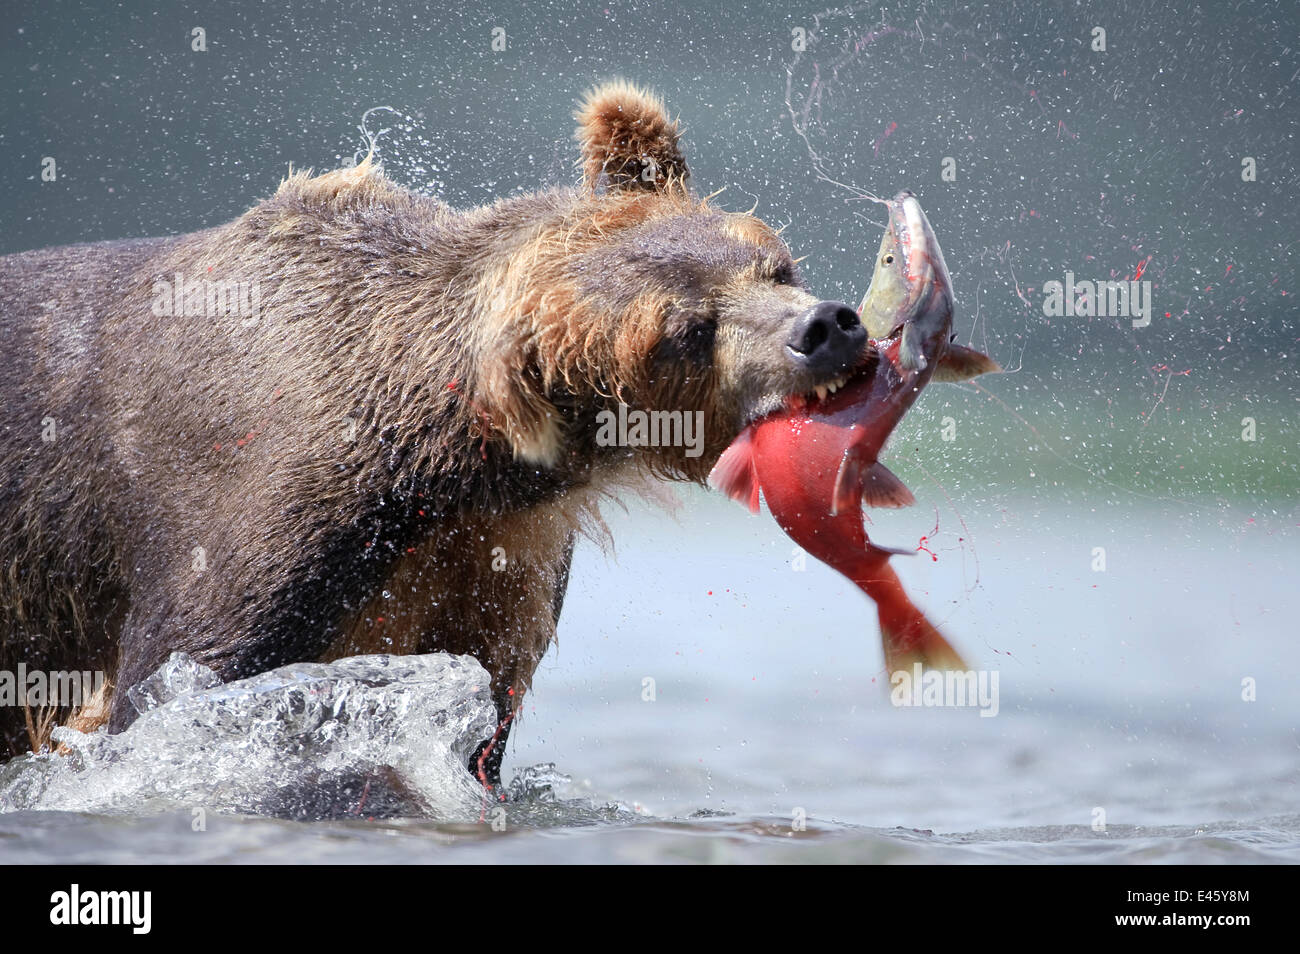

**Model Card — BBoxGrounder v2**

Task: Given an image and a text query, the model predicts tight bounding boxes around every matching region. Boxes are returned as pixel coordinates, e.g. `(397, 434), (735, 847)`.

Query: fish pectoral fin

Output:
(899, 323), (929, 372)
(933, 344), (1002, 382)
(707, 429), (762, 514)
(831, 450), (865, 517)
(833, 455), (915, 515)
(861, 462), (916, 509)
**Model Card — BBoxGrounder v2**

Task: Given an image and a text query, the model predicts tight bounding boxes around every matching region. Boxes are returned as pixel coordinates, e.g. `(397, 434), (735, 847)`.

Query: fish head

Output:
(709, 190), (996, 519)
(858, 191), (955, 374)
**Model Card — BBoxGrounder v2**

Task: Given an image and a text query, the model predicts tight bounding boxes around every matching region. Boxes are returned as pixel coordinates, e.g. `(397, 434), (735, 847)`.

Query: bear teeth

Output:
(808, 375), (848, 403)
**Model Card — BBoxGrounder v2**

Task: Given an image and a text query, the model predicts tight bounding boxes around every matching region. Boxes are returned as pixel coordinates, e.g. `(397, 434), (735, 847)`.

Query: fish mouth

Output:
(894, 195), (952, 312)
(871, 193), (954, 373)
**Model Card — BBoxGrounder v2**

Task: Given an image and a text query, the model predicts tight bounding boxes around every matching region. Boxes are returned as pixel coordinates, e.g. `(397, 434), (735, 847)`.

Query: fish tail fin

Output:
(862, 562), (968, 674)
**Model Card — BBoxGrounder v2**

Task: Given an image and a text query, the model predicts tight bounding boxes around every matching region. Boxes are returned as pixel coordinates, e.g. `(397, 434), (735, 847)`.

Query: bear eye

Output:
(670, 315), (717, 365)
(653, 314), (715, 370)
(687, 317), (717, 348)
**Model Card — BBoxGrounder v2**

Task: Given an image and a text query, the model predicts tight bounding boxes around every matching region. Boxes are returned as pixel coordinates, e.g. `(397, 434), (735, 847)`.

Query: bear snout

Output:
(784, 300), (867, 377)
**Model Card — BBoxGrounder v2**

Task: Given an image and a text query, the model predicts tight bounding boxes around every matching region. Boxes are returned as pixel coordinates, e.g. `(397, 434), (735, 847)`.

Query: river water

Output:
(2, 489), (1294, 863)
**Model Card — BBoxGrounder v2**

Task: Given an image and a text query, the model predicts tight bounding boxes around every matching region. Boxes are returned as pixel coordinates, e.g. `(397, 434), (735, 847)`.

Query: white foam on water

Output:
(0, 651), (499, 820)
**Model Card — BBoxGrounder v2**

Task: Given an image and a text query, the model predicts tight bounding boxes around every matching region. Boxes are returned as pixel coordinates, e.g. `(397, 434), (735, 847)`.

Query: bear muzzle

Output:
(784, 300), (867, 380)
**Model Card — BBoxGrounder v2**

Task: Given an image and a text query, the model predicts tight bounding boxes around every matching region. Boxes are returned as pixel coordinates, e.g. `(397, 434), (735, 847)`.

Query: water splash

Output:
(0, 651), (498, 821)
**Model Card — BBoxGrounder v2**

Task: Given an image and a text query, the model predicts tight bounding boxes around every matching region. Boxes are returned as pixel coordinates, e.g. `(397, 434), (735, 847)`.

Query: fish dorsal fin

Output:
(708, 429), (761, 514)
(861, 462), (915, 509)
(933, 344), (1002, 382)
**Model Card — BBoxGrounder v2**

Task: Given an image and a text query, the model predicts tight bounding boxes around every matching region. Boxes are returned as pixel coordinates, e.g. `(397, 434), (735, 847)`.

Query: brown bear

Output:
(0, 81), (867, 789)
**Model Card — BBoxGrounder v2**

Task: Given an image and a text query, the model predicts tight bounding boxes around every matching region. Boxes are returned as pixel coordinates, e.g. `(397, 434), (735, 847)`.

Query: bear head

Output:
(473, 80), (869, 483)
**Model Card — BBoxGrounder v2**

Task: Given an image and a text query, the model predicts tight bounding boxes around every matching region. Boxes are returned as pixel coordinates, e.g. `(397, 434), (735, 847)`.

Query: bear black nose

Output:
(785, 301), (866, 374)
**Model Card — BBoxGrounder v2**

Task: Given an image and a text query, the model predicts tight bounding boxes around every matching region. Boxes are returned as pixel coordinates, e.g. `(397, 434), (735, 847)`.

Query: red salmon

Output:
(709, 192), (998, 674)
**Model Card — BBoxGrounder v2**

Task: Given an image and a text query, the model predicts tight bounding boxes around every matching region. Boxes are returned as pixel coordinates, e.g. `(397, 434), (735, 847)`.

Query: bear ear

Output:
(575, 80), (689, 194)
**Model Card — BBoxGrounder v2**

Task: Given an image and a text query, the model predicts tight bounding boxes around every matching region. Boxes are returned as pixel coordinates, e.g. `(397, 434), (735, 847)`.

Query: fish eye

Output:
(883, 254), (895, 265)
